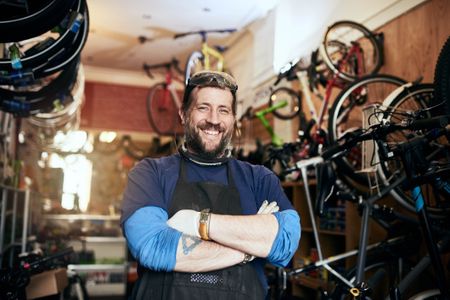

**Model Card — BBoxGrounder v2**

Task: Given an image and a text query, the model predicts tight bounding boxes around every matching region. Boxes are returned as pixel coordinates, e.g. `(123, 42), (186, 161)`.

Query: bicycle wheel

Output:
(319, 20), (383, 82)
(184, 51), (204, 86)
(328, 74), (406, 186)
(377, 84), (450, 217)
(0, 0), (89, 81)
(146, 83), (179, 136)
(268, 87), (301, 120)
(433, 36), (450, 115)
(0, 56), (80, 116)
(0, 0), (76, 42)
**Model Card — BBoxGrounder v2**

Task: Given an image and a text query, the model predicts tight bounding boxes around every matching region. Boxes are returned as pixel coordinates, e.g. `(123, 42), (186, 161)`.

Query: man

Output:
(121, 71), (301, 299)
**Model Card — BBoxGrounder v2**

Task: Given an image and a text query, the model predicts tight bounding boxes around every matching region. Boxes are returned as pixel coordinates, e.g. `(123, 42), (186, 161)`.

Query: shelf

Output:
(68, 263), (128, 272)
(282, 179), (317, 187)
(79, 236), (125, 243)
(44, 214), (120, 221)
(85, 282), (126, 296)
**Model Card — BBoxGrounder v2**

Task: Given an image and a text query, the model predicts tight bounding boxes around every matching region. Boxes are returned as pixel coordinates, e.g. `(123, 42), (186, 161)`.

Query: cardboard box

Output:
(26, 268), (68, 299)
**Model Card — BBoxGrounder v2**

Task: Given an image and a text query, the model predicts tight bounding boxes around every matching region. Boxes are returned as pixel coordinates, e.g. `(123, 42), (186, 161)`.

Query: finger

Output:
(271, 205), (280, 213)
(262, 201), (278, 214)
(257, 200), (268, 214)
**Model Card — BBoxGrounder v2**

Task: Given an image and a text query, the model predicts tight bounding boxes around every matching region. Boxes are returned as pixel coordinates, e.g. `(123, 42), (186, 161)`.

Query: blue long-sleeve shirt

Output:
(124, 205), (300, 270)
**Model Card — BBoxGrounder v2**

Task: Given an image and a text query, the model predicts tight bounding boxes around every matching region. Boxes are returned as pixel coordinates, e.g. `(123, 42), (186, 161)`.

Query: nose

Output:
(206, 109), (220, 124)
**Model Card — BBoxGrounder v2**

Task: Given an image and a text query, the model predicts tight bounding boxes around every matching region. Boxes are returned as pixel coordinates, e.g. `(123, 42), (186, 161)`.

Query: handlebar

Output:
(321, 114), (450, 160)
(174, 29), (236, 41)
(281, 114), (449, 175)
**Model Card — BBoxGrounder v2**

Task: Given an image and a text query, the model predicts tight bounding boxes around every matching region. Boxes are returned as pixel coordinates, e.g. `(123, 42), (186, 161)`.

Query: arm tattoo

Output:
(181, 234), (202, 255)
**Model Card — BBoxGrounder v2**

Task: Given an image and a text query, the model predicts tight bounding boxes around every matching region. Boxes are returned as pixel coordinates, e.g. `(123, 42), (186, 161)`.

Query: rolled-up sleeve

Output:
(124, 206), (182, 271)
(266, 209), (301, 267)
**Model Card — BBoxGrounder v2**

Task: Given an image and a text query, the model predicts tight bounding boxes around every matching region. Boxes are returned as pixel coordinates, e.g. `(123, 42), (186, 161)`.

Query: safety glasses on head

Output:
(187, 70), (238, 93)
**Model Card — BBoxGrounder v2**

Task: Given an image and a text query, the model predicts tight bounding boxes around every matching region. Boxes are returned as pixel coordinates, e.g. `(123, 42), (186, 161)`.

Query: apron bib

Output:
(132, 158), (265, 300)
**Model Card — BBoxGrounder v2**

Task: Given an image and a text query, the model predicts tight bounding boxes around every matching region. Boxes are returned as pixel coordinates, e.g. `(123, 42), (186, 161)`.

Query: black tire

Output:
(328, 74), (406, 186)
(319, 20), (383, 82)
(0, 57), (80, 116)
(433, 36), (450, 115)
(146, 83), (179, 135)
(0, 0), (76, 42)
(0, 0), (88, 79)
(377, 83), (450, 217)
(184, 51), (204, 86)
(268, 87), (301, 120)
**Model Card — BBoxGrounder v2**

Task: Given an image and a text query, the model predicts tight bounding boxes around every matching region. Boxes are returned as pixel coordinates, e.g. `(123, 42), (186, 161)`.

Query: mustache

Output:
(197, 122), (225, 132)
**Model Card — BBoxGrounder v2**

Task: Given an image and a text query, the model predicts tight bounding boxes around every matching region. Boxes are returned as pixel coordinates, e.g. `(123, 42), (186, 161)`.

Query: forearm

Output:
(174, 234), (245, 272)
(209, 214), (279, 257)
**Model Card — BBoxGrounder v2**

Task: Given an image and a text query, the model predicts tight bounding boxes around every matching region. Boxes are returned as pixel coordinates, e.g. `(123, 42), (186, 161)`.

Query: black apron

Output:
(132, 158), (265, 300)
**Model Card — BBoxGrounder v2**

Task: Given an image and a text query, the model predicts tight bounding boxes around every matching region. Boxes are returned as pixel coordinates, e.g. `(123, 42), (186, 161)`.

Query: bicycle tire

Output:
(146, 83), (179, 135)
(268, 87), (301, 120)
(0, 0), (89, 83)
(0, 0), (87, 75)
(184, 51), (204, 86)
(0, 56), (80, 116)
(377, 83), (450, 217)
(328, 74), (406, 186)
(319, 20), (383, 82)
(433, 36), (450, 115)
(0, 0), (76, 43)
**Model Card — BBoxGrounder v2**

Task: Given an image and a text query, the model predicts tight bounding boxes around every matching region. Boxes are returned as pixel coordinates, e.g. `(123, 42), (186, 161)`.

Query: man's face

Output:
(180, 87), (235, 158)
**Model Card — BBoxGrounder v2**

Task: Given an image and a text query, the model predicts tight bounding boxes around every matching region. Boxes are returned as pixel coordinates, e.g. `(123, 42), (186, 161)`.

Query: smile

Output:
(202, 129), (220, 136)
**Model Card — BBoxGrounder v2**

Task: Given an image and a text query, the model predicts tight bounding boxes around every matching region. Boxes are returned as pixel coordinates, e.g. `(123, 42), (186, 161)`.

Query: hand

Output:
(257, 200), (279, 214)
(167, 209), (200, 238)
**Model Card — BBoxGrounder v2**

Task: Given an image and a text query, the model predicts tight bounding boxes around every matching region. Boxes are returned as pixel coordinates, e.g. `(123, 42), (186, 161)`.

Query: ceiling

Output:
(80, 0), (278, 76)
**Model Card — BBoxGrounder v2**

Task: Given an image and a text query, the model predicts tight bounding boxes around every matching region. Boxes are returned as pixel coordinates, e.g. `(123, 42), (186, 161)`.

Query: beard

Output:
(184, 119), (233, 160)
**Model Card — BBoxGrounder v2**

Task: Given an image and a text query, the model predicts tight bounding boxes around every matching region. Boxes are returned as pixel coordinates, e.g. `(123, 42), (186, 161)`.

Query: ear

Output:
(179, 109), (185, 125)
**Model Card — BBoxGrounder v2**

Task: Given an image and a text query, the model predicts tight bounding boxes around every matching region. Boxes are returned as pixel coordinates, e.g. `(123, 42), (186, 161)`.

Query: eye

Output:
(197, 105), (209, 112)
(219, 107), (231, 115)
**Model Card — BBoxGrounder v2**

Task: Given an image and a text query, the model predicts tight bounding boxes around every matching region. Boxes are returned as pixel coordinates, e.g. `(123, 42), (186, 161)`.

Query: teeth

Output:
(204, 129), (219, 136)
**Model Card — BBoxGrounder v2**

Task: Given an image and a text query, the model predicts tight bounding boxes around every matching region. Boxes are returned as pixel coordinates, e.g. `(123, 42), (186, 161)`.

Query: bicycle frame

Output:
(201, 42), (225, 72)
(254, 100), (288, 148)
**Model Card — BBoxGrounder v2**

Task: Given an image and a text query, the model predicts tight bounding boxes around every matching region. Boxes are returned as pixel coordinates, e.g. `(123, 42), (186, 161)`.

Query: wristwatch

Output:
(199, 208), (211, 240)
(240, 253), (253, 265)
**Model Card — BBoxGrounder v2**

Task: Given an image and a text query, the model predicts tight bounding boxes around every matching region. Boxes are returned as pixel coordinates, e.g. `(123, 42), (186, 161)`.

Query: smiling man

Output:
(121, 71), (301, 300)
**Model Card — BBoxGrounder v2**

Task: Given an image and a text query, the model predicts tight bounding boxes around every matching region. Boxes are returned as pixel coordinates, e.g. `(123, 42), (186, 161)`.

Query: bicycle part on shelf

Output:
(433, 36), (450, 115)
(328, 74), (407, 187)
(319, 20), (384, 82)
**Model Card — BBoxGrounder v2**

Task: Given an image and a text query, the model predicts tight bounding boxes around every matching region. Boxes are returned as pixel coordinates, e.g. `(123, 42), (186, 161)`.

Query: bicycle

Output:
(276, 113), (450, 299)
(268, 20), (384, 162)
(319, 20), (384, 82)
(174, 29), (236, 85)
(144, 58), (185, 136)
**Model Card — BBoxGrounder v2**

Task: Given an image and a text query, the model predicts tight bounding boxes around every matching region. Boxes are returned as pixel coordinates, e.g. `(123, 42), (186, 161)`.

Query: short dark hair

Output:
(182, 71), (238, 115)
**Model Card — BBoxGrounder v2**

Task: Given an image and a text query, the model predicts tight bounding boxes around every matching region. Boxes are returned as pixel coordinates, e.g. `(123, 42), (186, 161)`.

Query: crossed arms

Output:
(124, 203), (300, 273)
